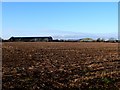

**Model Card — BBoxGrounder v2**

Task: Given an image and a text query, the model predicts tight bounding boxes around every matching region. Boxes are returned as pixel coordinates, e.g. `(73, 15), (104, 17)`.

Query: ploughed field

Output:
(2, 42), (120, 90)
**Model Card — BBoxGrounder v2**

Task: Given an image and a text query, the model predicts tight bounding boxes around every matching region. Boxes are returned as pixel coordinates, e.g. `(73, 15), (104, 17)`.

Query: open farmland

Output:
(2, 42), (120, 90)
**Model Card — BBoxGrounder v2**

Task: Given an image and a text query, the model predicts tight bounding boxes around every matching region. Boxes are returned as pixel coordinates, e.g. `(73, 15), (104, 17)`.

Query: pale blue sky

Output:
(2, 2), (118, 39)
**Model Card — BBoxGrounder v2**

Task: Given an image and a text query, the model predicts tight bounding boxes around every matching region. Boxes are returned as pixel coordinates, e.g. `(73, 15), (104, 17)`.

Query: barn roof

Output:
(9, 36), (53, 39)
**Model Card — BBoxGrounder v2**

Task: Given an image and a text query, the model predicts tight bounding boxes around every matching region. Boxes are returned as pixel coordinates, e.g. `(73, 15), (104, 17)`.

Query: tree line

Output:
(0, 37), (119, 43)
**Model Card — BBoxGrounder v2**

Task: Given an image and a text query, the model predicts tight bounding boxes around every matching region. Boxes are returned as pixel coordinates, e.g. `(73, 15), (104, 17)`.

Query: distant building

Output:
(79, 38), (94, 42)
(9, 36), (53, 42)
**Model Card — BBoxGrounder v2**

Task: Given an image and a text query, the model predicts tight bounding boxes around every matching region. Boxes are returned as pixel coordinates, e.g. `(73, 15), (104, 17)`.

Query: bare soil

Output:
(2, 42), (120, 90)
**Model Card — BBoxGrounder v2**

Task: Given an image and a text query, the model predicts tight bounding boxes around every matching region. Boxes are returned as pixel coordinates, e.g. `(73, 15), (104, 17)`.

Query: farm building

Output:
(9, 36), (53, 42)
(79, 38), (94, 42)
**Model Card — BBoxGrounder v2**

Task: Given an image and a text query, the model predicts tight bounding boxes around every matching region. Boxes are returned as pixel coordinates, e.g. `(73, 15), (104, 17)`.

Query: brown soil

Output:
(2, 42), (120, 90)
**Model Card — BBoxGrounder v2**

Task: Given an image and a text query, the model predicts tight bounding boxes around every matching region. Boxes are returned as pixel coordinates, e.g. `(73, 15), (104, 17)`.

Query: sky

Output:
(2, 2), (118, 39)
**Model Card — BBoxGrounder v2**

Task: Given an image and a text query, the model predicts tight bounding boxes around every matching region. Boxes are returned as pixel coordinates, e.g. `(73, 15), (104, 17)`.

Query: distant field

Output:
(2, 42), (120, 89)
